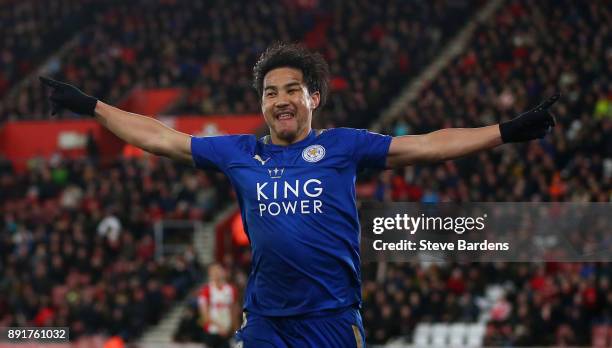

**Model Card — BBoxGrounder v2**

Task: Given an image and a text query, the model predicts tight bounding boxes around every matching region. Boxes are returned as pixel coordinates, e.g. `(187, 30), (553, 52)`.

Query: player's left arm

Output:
(387, 125), (501, 167)
(386, 94), (559, 167)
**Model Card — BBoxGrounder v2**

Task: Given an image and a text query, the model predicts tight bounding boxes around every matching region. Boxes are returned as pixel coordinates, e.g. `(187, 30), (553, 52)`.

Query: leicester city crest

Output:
(302, 145), (326, 163)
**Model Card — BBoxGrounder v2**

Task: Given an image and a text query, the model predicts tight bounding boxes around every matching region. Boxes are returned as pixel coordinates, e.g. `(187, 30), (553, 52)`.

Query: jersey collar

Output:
(261, 129), (317, 150)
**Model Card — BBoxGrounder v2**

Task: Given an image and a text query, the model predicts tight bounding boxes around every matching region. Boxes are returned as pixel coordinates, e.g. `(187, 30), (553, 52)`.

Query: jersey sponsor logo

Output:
(256, 179), (323, 216)
(302, 145), (326, 163)
(253, 154), (270, 165)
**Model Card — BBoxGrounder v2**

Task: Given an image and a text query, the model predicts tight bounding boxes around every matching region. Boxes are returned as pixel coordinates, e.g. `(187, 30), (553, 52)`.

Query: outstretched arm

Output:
(387, 125), (502, 167)
(94, 102), (192, 163)
(40, 77), (193, 164)
(386, 94), (559, 167)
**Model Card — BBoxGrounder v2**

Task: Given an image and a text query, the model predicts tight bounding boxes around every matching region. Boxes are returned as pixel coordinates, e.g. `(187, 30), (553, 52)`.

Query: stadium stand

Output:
(366, 0), (611, 345)
(0, 156), (232, 340)
(379, 0), (610, 203)
(0, 0), (108, 99)
(0, 0), (481, 128)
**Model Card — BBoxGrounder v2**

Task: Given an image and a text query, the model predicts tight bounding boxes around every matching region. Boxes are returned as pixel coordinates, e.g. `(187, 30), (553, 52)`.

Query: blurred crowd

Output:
(364, 0), (610, 345)
(0, 0), (108, 99)
(361, 262), (611, 346)
(361, 262), (480, 344)
(0, 155), (232, 341)
(0, 0), (480, 126)
(378, 0), (611, 203)
(482, 263), (611, 346)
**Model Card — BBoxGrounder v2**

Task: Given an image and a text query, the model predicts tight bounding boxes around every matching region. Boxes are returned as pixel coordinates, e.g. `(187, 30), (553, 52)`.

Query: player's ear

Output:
(310, 91), (320, 110)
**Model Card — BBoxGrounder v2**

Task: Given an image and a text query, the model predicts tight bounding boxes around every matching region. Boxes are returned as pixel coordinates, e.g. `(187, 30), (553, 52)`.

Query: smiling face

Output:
(261, 67), (320, 145)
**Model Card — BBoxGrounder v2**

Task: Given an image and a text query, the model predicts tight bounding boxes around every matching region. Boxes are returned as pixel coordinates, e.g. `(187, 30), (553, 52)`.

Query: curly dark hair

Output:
(253, 43), (330, 110)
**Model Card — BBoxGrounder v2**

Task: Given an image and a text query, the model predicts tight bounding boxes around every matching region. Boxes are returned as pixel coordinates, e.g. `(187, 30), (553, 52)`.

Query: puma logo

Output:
(253, 154), (270, 165)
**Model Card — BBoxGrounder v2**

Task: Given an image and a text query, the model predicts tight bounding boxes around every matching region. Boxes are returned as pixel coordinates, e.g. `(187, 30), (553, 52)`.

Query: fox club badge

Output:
(302, 145), (326, 163)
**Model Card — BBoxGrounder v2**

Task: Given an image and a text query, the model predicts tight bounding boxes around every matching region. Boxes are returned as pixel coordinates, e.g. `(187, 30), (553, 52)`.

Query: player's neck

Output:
(270, 127), (311, 146)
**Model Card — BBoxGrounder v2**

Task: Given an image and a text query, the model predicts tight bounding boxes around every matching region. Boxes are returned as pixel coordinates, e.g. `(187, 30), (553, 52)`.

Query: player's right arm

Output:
(40, 77), (193, 165)
(94, 102), (192, 163)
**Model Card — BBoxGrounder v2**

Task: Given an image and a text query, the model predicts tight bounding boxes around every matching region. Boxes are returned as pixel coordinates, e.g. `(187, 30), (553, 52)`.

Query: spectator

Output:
(197, 263), (239, 348)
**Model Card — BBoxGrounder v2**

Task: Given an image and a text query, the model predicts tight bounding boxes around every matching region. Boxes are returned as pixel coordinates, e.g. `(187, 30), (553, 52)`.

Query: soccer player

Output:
(198, 263), (239, 348)
(41, 43), (558, 347)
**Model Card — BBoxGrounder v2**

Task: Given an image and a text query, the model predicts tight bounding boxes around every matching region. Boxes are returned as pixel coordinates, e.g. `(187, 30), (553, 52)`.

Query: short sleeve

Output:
(191, 135), (250, 171)
(350, 129), (392, 169)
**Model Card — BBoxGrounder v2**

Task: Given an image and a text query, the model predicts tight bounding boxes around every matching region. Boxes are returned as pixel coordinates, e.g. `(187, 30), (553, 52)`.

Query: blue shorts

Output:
(234, 307), (365, 348)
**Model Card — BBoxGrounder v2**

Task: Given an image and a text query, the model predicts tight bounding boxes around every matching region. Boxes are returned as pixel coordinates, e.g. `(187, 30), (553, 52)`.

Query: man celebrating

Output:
(41, 43), (558, 347)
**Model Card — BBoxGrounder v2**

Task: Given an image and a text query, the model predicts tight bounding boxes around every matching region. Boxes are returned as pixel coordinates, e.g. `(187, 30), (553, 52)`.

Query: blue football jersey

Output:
(191, 128), (392, 316)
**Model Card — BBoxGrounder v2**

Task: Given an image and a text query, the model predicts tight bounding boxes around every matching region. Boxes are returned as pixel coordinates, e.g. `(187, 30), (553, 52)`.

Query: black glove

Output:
(40, 76), (98, 116)
(499, 94), (560, 143)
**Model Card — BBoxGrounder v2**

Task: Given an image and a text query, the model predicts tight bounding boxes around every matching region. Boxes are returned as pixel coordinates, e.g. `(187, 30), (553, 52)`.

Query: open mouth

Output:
(275, 111), (295, 120)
